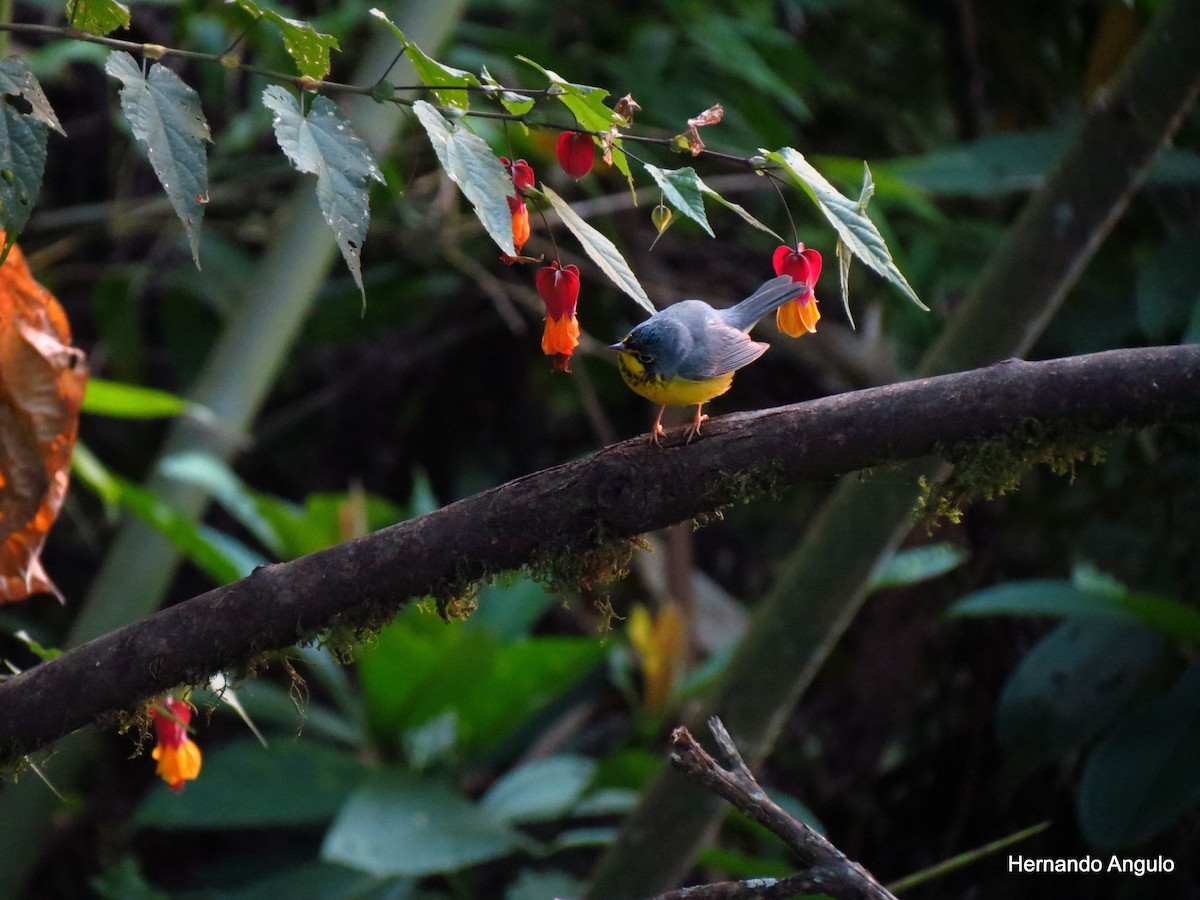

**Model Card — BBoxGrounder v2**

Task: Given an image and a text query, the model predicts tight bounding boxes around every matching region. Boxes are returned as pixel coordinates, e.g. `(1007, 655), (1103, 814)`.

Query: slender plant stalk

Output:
(586, 0), (1200, 894)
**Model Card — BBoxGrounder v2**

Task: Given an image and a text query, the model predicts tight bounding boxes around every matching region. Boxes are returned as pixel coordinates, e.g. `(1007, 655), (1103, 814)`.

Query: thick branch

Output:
(1, 345), (1198, 760)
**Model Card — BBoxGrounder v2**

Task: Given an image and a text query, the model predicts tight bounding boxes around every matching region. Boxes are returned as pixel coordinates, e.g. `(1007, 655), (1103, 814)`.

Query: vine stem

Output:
(0, 20), (767, 171)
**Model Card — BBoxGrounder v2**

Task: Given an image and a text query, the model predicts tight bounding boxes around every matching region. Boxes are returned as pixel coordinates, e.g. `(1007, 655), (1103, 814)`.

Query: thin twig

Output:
(662, 718), (897, 900)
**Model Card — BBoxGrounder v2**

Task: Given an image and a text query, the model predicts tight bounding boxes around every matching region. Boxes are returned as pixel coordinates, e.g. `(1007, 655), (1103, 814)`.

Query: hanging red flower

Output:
(555, 132), (595, 178)
(536, 261), (581, 372)
(150, 696), (202, 793)
(772, 243), (822, 336)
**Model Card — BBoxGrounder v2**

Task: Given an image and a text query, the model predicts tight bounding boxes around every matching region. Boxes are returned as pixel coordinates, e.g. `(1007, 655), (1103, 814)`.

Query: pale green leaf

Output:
(106, 52), (211, 267)
(480, 755), (597, 824)
(369, 8), (480, 109)
(412, 100), (516, 256)
(481, 66), (534, 116)
(263, 86), (384, 305)
(643, 164), (713, 237)
(541, 185), (654, 314)
(229, 0), (338, 80)
(836, 161), (877, 329)
(769, 147), (926, 311)
(66, 0), (130, 36)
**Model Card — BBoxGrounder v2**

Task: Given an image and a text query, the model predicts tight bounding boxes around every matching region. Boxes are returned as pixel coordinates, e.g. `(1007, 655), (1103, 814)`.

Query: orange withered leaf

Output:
(0, 237), (87, 602)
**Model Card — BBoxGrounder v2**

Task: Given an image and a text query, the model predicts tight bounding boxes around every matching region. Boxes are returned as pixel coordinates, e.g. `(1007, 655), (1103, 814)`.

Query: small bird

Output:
(610, 275), (808, 445)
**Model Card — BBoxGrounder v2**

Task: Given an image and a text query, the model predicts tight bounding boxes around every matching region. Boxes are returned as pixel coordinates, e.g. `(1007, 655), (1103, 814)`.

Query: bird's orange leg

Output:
(685, 405), (709, 443)
(650, 405), (668, 446)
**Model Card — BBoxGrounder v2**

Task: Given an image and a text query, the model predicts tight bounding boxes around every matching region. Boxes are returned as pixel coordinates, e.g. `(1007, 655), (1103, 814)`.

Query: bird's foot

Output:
(685, 411), (709, 444)
(650, 422), (668, 447)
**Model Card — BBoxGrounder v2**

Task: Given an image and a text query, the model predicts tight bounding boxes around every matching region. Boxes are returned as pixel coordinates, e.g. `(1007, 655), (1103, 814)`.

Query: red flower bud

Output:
(555, 132), (595, 178)
(501, 157), (536, 193)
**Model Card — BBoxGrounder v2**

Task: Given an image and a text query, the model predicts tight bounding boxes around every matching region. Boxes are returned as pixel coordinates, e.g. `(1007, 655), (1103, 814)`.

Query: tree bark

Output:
(1, 345), (1198, 761)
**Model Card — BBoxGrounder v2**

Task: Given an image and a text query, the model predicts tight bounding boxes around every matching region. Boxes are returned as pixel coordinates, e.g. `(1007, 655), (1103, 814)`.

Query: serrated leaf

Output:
(369, 8), (479, 109)
(411, 100), (515, 256)
(769, 147), (926, 311)
(0, 59), (65, 135)
(540, 185), (654, 314)
(230, 0), (338, 80)
(263, 86), (383, 306)
(0, 105), (47, 261)
(643, 164), (713, 237)
(66, 0), (130, 36)
(106, 52), (210, 267)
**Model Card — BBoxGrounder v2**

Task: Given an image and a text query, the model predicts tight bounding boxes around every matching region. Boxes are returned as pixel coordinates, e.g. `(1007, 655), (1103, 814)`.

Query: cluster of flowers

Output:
(501, 131), (595, 372)
(505, 132), (823, 372)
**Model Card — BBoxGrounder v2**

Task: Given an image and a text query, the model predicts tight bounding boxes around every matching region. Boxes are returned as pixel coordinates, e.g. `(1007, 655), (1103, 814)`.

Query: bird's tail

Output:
(721, 275), (807, 332)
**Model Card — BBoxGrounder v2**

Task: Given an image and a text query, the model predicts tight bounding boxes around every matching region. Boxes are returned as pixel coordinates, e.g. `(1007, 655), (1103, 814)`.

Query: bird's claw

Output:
(685, 413), (710, 444)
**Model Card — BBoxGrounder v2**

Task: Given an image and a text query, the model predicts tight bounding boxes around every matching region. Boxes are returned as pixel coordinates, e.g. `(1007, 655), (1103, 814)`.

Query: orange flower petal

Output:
(777, 297), (820, 337)
(152, 737), (202, 792)
(541, 315), (580, 356)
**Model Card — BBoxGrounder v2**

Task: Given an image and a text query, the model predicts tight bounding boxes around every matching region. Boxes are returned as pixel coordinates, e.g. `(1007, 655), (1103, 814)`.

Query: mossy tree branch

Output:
(1, 345), (1198, 762)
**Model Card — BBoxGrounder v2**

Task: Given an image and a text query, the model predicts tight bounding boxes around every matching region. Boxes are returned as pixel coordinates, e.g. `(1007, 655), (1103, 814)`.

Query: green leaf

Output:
(643, 165), (713, 237)
(412, 100), (516, 256)
(369, 9), (480, 109)
(836, 162), (876, 329)
(136, 738), (368, 829)
(540, 185), (654, 314)
(252, 489), (404, 559)
(71, 443), (243, 584)
(322, 771), (526, 876)
(948, 580), (1139, 624)
(160, 451), (284, 556)
(1134, 235), (1200, 342)
(516, 56), (634, 190)
(13, 629), (61, 661)
(690, 15), (809, 121)
(66, 0), (130, 35)
(995, 621), (1165, 784)
(1078, 665), (1200, 848)
(357, 607), (606, 755)
(82, 377), (208, 420)
(229, 0), (339, 80)
(263, 86), (383, 306)
(506, 869), (587, 900)
(210, 861), (407, 900)
(479, 755), (596, 824)
(0, 104), (47, 261)
(105, 52), (210, 267)
(868, 543), (968, 593)
(768, 147), (926, 312)
(481, 66), (534, 116)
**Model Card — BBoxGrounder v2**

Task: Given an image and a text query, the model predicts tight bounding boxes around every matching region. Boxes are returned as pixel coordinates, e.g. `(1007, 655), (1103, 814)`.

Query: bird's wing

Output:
(678, 324), (769, 380)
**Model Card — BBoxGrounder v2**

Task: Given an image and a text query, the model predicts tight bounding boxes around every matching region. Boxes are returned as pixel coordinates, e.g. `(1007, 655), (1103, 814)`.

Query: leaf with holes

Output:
(0, 60), (64, 259)
(412, 100), (516, 257)
(769, 148), (926, 311)
(106, 52), (210, 267)
(66, 0), (130, 36)
(643, 165), (713, 237)
(540, 186), (654, 314)
(230, 0), (339, 79)
(262, 87), (383, 306)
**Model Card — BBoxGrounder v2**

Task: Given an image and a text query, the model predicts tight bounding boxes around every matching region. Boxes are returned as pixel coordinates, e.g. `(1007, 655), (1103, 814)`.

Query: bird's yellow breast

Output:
(616, 351), (735, 406)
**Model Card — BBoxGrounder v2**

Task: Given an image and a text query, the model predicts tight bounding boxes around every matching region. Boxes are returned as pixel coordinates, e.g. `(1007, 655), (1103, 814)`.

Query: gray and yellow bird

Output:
(609, 275), (807, 444)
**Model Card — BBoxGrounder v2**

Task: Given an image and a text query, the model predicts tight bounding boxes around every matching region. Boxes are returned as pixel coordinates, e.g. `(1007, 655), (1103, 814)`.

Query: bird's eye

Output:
(636, 350), (654, 365)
